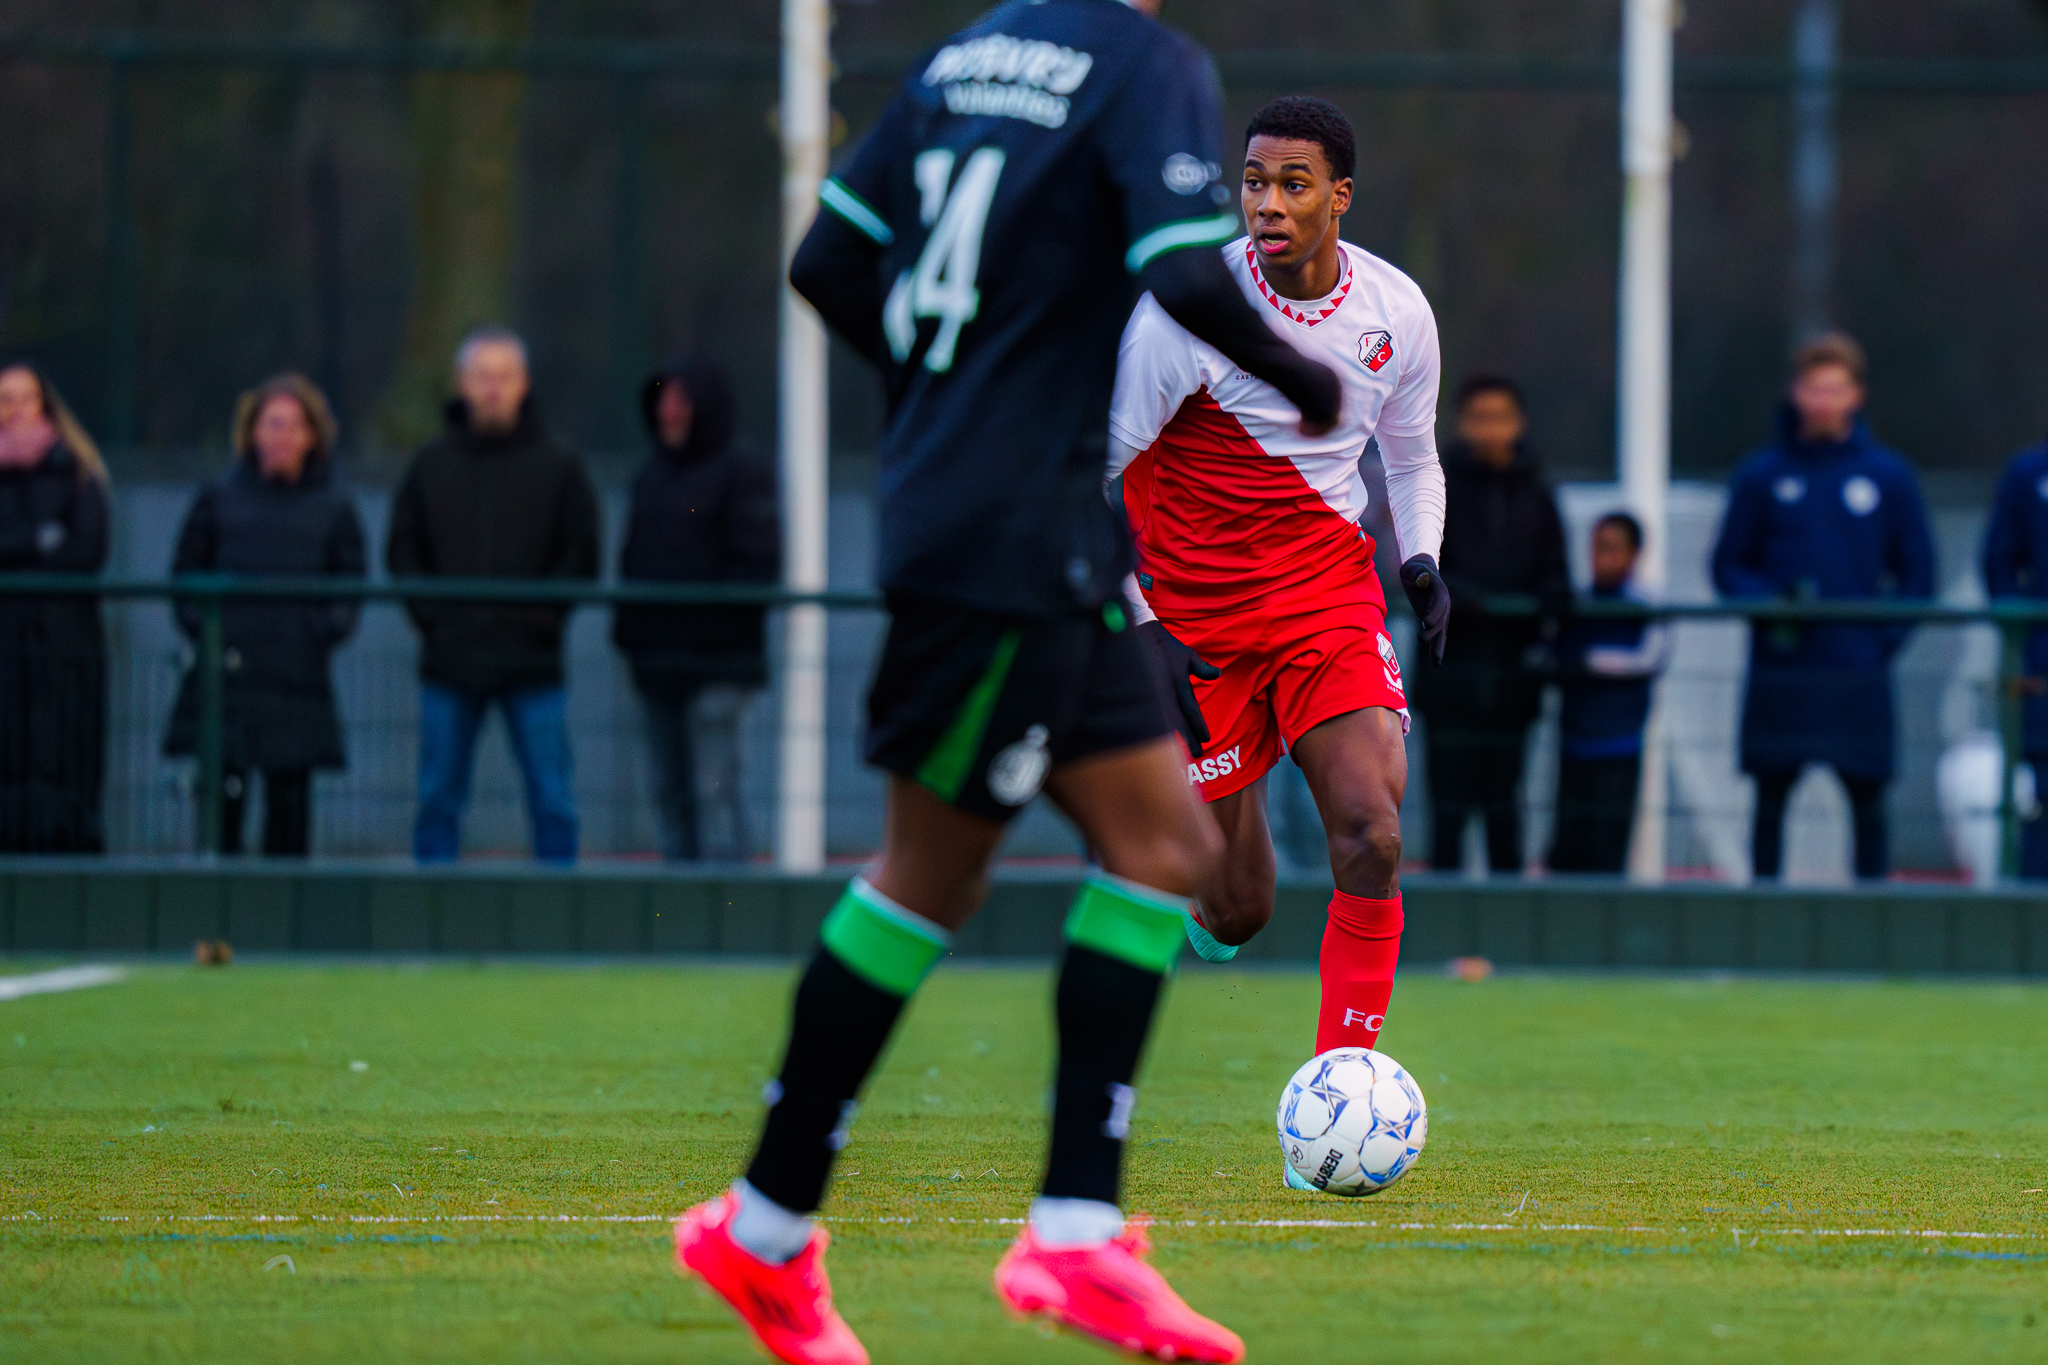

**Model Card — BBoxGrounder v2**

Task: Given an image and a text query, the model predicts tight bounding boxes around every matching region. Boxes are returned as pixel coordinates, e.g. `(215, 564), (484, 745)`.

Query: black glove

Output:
(1138, 619), (1221, 757)
(1400, 554), (1452, 666)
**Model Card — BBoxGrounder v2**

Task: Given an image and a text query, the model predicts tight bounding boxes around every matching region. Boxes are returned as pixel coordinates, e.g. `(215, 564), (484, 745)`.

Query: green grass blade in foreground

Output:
(0, 963), (2044, 1363)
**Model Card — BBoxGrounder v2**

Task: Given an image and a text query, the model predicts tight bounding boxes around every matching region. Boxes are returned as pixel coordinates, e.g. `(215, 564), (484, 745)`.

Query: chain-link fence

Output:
(3, 23), (2046, 478)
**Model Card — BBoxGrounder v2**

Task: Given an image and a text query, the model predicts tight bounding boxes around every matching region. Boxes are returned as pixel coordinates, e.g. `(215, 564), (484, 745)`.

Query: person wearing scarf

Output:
(0, 362), (111, 852)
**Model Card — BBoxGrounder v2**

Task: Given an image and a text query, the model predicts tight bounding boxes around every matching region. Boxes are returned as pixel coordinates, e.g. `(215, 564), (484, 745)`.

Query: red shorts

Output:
(1162, 594), (1409, 803)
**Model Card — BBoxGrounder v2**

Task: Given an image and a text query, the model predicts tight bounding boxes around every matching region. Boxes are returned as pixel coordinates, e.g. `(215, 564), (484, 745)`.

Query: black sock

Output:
(1041, 945), (1166, 1205)
(743, 948), (906, 1214)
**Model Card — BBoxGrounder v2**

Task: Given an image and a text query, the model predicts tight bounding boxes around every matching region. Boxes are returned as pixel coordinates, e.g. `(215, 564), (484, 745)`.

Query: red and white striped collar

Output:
(1246, 241), (1353, 327)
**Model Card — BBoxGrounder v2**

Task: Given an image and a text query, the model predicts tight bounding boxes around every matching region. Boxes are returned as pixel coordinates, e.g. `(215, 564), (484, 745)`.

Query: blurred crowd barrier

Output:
(0, 478), (2039, 882)
(1398, 481), (2024, 886)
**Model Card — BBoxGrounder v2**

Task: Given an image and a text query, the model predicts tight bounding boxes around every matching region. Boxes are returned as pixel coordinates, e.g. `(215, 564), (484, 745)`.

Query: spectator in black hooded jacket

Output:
(614, 355), (780, 860)
(1409, 374), (1571, 874)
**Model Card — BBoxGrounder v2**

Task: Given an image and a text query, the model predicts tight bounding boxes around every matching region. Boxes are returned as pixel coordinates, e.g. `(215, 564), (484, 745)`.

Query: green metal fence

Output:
(3, 574), (2046, 875)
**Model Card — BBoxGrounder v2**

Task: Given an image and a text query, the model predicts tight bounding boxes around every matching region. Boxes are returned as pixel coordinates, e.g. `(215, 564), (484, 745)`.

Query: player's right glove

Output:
(1400, 554), (1452, 667)
(1138, 620), (1221, 757)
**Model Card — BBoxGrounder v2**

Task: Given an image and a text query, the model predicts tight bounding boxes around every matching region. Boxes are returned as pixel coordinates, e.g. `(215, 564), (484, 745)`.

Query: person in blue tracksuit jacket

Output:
(1551, 512), (1669, 873)
(1980, 431), (2048, 878)
(1710, 332), (1935, 881)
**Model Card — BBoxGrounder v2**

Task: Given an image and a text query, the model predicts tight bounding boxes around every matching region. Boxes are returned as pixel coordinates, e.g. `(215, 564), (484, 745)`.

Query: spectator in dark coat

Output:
(387, 327), (601, 863)
(1978, 429), (2048, 877)
(1551, 512), (1668, 873)
(0, 363), (109, 852)
(164, 373), (366, 856)
(613, 355), (780, 861)
(1410, 375), (1571, 873)
(1711, 332), (1935, 881)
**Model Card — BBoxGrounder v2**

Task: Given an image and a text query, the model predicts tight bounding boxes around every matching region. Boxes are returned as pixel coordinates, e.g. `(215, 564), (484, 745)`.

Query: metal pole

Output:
(1789, 0), (1839, 346)
(608, 67), (651, 449)
(104, 52), (139, 450)
(1997, 621), (2025, 880)
(776, 0), (831, 872)
(197, 591), (226, 856)
(1619, 0), (1675, 885)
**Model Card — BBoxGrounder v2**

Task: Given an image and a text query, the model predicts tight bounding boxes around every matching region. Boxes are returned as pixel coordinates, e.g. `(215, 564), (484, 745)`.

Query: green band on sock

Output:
(820, 881), (949, 997)
(1063, 876), (1187, 975)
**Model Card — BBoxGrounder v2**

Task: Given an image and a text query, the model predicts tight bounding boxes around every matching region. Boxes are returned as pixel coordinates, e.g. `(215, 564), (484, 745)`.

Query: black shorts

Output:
(865, 593), (1173, 823)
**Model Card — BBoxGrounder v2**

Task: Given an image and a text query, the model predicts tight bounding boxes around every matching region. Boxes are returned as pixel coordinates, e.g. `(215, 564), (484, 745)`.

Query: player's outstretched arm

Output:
(1140, 247), (1342, 435)
(789, 209), (889, 369)
(1378, 427), (1451, 666)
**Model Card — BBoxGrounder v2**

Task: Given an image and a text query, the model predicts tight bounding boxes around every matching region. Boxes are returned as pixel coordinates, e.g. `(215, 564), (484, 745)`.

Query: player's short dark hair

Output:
(1245, 96), (1356, 183)
(1596, 511), (1644, 552)
(1454, 373), (1526, 412)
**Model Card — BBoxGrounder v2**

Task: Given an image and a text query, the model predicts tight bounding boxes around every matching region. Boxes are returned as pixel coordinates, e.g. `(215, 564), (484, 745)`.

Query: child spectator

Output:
(1550, 512), (1667, 873)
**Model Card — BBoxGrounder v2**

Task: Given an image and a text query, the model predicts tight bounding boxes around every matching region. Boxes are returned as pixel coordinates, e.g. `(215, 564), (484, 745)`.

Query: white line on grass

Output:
(10, 1212), (2039, 1242)
(0, 965), (124, 1002)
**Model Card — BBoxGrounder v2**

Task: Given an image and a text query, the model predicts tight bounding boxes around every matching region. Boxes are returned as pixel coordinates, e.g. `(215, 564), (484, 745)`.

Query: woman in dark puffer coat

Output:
(165, 373), (366, 855)
(0, 362), (111, 852)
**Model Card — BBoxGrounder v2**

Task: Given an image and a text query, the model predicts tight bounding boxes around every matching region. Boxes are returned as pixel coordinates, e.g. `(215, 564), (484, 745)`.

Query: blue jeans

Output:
(414, 682), (578, 863)
(2024, 752), (2048, 881)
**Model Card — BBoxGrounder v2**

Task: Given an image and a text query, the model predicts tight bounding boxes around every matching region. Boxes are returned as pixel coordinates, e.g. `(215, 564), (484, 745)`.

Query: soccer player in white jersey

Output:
(1109, 99), (1451, 1176)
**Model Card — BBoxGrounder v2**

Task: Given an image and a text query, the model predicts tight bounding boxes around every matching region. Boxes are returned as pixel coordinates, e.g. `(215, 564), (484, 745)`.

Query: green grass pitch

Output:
(2, 958), (2045, 1363)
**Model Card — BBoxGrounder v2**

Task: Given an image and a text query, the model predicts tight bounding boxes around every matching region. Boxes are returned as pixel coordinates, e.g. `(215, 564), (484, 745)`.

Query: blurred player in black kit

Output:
(667, 2), (1340, 1362)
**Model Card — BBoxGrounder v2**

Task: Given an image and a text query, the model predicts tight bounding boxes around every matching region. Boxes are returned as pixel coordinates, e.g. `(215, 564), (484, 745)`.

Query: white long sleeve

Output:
(1105, 434), (1160, 626)
(1120, 571), (1158, 625)
(1375, 428), (1446, 565)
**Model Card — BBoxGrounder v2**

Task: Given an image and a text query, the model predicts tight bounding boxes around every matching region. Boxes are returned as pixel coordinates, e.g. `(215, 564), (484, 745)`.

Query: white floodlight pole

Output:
(1789, 0), (1839, 345)
(1619, 0), (1675, 883)
(776, 0), (831, 872)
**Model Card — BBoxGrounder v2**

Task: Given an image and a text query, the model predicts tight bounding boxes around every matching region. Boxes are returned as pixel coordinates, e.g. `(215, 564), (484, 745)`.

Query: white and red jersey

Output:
(1108, 236), (1445, 618)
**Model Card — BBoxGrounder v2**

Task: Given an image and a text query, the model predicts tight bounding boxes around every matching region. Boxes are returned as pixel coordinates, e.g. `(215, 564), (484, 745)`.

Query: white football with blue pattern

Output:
(1276, 1047), (1427, 1196)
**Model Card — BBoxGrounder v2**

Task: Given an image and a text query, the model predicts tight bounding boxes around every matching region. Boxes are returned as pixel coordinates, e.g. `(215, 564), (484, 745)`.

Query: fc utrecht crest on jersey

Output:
(1358, 330), (1393, 373)
(1376, 633), (1404, 695)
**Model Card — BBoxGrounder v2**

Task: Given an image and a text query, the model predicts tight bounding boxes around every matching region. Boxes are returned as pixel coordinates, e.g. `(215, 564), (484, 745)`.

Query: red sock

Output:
(1314, 890), (1403, 1055)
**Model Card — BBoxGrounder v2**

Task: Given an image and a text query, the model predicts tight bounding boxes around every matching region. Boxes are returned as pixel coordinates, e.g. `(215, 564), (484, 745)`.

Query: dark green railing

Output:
(0, 574), (881, 856)
(2, 573), (2042, 871)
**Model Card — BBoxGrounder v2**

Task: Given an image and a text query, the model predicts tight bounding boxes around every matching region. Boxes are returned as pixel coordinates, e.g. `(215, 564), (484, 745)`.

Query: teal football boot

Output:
(1282, 1162), (1319, 1192)
(1181, 906), (1238, 964)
